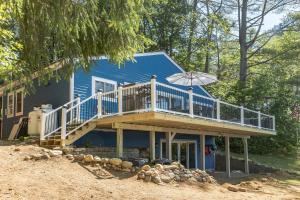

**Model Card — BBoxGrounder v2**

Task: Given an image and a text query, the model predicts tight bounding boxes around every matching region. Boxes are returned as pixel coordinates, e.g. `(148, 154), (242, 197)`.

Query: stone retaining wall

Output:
(65, 147), (141, 158)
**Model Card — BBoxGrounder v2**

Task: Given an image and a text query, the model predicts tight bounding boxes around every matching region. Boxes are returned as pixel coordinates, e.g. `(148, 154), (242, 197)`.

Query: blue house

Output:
(0, 52), (275, 175)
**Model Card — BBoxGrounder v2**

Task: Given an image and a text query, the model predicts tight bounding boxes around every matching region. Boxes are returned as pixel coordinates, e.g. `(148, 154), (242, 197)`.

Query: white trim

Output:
(160, 139), (197, 169)
(15, 88), (24, 116)
(6, 91), (14, 118)
(91, 76), (117, 95)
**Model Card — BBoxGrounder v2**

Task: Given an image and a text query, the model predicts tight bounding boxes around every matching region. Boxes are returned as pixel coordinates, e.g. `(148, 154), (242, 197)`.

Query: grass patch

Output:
(229, 152), (300, 174)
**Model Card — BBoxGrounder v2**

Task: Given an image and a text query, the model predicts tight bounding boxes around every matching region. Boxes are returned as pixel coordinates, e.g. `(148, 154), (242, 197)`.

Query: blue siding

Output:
(74, 53), (212, 100)
(73, 52), (215, 170)
(1, 78), (69, 139)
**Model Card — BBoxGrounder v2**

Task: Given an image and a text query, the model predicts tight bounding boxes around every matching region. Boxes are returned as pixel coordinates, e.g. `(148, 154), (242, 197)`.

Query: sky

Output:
(264, 13), (285, 31)
(263, 7), (300, 31)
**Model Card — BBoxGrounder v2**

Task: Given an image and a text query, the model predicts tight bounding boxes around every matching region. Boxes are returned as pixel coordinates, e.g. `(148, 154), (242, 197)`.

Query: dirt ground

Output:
(1, 143), (300, 200)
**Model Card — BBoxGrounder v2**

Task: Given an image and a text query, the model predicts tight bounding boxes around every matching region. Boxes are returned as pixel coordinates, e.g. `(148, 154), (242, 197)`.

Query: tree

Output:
(233, 0), (298, 91)
(210, 27), (300, 154)
(142, 0), (188, 57)
(0, 1), (21, 82)
(9, 0), (153, 82)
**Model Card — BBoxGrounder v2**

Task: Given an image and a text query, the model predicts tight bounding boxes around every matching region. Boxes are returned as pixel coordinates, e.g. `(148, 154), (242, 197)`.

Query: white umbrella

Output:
(166, 71), (217, 86)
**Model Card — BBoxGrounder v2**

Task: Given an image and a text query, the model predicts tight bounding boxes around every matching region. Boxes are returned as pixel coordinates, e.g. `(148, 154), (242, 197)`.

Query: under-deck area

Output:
(91, 111), (275, 177)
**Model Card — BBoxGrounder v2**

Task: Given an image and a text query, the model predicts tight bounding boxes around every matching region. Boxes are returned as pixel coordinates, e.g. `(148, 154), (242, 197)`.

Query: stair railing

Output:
(40, 97), (80, 140)
(63, 93), (99, 139)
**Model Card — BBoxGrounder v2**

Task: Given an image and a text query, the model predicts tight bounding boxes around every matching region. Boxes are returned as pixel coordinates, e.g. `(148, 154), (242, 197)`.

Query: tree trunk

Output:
(239, 0), (248, 90)
(186, 0), (198, 65)
(204, 0), (211, 73)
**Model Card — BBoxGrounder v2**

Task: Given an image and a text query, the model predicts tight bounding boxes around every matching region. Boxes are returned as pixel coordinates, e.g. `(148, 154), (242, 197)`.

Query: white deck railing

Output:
(40, 76), (276, 140)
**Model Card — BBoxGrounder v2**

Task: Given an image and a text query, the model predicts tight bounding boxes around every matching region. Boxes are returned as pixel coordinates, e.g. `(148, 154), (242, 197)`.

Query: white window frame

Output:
(7, 91), (14, 118)
(15, 88), (24, 116)
(91, 76), (117, 95)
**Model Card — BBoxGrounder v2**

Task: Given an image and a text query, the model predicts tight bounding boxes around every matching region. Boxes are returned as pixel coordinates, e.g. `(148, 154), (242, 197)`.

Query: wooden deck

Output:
(94, 111), (275, 137)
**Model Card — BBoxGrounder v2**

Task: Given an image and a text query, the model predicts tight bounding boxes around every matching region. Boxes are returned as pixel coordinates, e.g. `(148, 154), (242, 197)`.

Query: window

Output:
(92, 76), (117, 94)
(15, 89), (24, 116)
(7, 92), (14, 118)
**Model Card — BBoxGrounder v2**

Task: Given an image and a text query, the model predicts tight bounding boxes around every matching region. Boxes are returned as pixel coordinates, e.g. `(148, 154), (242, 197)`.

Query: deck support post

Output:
(118, 85), (123, 115)
(116, 128), (123, 158)
(150, 75), (157, 112)
(166, 131), (172, 160)
(186, 143), (190, 168)
(149, 131), (156, 161)
(177, 143), (181, 162)
(243, 137), (249, 175)
(200, 134), (205, 170)
(225, 136), (231, 178)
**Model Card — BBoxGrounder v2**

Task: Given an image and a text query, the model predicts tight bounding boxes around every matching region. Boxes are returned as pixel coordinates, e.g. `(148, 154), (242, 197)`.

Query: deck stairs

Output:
(40, 93), (102, 147)
(40, 122), (96, 147)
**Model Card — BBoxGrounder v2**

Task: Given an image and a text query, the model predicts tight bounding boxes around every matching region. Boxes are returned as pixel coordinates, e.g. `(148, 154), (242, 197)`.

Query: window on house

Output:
(15, 89), (24, 116)
(7, 92), (14, 118)
(92, 76), (117, 94)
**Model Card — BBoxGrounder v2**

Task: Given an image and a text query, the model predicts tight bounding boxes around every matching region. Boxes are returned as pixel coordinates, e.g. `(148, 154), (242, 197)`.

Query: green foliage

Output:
(9, 0), (154, 84)
(0, 1), (22, 82)
(212, 30), (300, 154)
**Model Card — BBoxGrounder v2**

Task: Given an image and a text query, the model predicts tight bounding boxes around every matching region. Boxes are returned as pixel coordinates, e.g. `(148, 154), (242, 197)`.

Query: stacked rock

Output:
(24, 149), (63, 161)
(137, 162), (216, 185)
(72, 154), (135, 172)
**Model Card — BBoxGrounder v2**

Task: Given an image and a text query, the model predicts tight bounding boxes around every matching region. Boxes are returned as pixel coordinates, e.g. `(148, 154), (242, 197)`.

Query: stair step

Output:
(40, 122), (96, 147)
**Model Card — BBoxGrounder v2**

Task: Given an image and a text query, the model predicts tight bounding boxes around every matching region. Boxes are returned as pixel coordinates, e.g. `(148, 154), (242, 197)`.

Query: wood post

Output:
(40, 112), (46, 141)
(149, 131), (155, 161)
(186, 143), (190, 169)
(258, 111), (261, 128)
(118, 85), (123, 115)
(76, 97), (81, 122)
(177, 143), (180, 162)
(97, 91), (102, 118)
(61, 106), (67, 140)
(150, 75), (157, 112)
(243, 137), (249, 175)
(200, 134), (205, 170)
(241, 106), (244, 125)
(188, 88), (193, 117)
(166, 131), (172, 160)
(225, 136), (231, 178)
(116, 128), (123, 158)
(216, 99), (220, 121)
